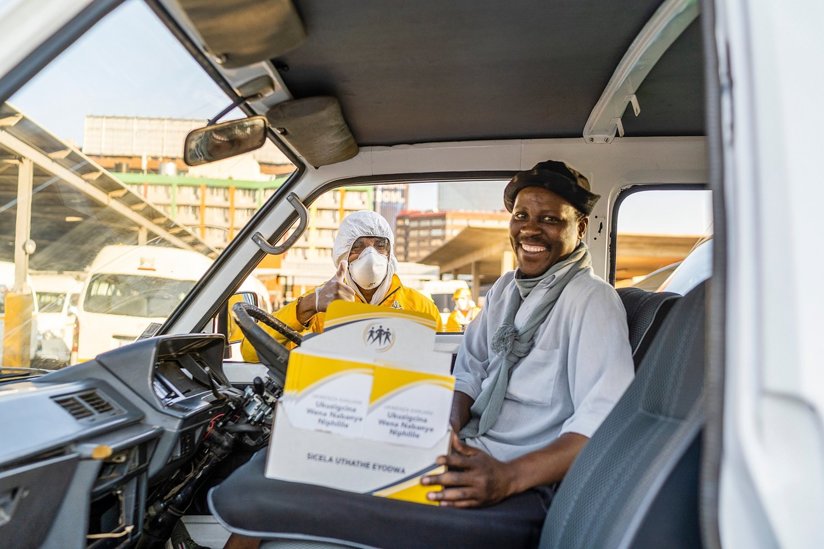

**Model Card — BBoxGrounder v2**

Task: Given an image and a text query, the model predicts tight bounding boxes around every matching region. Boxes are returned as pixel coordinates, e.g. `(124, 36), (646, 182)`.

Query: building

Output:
(117, 172), (285, 250)
(80, 115), (297, 250)
(394, 210), (511, 262)
(437, 180), (506, 211)
(82, 114), (293, 176)
(374, 184), (408, 233)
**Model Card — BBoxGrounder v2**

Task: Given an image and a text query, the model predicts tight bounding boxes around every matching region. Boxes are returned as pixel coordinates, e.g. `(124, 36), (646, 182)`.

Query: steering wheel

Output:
(231, 302), (303, 385)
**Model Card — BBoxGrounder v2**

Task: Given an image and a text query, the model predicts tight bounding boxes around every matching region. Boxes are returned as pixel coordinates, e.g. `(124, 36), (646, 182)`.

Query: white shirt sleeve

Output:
(559, 283), (634, 438)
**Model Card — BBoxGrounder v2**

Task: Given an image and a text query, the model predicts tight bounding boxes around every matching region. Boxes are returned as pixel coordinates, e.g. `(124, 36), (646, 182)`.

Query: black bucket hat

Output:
(503, 160), (600, 215)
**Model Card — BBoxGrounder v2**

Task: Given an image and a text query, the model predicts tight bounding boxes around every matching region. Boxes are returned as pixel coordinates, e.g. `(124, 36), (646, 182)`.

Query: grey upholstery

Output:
(209, 455), (551, 548)
(540, 282), (706, 549)
(616, 287), (680, 370)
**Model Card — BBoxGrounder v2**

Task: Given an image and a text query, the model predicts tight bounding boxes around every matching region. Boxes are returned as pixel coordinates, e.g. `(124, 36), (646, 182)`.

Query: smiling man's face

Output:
(509, 186), (588, 277)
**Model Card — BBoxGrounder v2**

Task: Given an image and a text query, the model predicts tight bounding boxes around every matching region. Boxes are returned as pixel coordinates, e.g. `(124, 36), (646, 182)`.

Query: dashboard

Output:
(0, 334), (231, 547)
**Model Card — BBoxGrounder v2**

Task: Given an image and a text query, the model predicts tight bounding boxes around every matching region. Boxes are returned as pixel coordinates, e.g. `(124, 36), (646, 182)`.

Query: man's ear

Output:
(577, 216), (589, 240)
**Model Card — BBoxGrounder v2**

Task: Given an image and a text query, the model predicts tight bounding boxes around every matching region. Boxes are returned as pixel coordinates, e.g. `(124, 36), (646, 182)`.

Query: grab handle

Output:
(252, 192), (308, 255)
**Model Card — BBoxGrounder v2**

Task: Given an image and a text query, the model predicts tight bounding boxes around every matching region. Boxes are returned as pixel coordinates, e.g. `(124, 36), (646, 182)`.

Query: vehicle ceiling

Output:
(268, 0), (705, 146)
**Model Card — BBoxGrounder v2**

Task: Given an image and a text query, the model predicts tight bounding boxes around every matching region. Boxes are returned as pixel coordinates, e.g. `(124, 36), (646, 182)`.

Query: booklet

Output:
(265, 301), (454, 505)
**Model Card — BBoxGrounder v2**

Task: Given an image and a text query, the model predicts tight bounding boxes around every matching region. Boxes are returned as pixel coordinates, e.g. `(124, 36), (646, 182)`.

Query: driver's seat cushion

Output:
(209, 449), (553, 548)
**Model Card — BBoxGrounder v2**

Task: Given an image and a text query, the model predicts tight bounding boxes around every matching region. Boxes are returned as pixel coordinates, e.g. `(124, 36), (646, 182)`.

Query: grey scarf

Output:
(461, 242), (592, 437)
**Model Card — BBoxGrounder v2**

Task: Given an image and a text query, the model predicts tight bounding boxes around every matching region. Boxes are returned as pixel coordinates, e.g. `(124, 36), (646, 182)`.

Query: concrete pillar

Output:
(501, 249), (515, 274)
(4, 158), (34, 366)
(199, 184), (207, 239)
(471, 261), (480, 303)
(228, 185), (236, 240)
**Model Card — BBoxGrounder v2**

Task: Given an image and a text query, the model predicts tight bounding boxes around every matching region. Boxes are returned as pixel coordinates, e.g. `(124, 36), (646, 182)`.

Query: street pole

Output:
(4, 157), (34, 366)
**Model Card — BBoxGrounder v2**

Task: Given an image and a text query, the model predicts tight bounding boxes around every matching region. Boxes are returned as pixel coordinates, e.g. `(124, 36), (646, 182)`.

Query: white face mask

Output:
(348, 247), (389, 290)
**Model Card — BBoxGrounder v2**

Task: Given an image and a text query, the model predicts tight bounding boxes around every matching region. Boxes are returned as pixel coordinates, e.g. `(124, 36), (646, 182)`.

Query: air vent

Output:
(54, 396), (94, 419)
(53, 390), (120, 422)
(79, 391), (114, 414)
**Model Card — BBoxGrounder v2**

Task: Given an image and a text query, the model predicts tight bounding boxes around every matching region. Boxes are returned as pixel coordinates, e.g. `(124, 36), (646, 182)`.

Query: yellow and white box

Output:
(265, 302), (455, 505)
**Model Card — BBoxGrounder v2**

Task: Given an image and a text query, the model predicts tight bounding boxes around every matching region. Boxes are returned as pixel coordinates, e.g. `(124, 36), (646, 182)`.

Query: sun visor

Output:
(180, 0), (305, 68)
(266, 97), (359, 167)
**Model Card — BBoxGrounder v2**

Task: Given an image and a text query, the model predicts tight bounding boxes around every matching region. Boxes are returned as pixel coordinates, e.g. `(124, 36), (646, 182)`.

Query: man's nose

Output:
(519, 220), (541, 235)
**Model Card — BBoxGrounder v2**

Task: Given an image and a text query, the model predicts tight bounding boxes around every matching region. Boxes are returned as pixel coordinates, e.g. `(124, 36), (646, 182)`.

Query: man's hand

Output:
(297, 262), (356, 324)
(317, 260), (357, 312)
(421, 433), (516, 508)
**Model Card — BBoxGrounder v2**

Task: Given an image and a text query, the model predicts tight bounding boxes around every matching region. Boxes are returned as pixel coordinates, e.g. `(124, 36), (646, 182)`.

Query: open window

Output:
(611, 186), (712, 290)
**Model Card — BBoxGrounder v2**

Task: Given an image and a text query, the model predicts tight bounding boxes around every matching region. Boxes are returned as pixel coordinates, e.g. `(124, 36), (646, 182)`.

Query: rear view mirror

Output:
(184, 116), (268, 166)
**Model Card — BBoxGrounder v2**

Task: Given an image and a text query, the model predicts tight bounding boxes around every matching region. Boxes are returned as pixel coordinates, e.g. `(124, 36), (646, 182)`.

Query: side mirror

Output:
(225, 291), (259, 344)
(184, 116), (268, 166)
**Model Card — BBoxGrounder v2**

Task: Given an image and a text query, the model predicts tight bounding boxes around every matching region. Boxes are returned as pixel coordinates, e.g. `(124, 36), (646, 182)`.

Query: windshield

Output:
(83, 274), (195, 317)
(0, 0), (294, 369)
(36, 292), (66, 313)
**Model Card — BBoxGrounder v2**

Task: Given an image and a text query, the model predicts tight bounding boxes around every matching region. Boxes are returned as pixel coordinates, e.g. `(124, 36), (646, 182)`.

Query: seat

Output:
(540, 281), (706, 548)
(209, 456), (551, 548)
(616, 287), (680, 370)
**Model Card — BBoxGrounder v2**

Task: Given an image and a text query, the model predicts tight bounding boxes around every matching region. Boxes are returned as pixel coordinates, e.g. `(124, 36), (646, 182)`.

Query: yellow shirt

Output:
(241, 275), (443, 361)
(445, 307), (480, 332)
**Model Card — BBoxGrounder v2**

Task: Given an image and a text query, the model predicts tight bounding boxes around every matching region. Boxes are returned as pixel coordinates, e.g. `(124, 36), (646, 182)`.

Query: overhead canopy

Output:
(419, 227), (511, 287)
(0, 103), (216, 272)
(614, 233), (701, 279)
(270, 1), (704, 146)
(420, 228), (703, 284)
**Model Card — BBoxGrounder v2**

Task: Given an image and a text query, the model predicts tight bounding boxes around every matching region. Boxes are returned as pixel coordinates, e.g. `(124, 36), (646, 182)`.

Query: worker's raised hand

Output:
(314, 261), (356, 312)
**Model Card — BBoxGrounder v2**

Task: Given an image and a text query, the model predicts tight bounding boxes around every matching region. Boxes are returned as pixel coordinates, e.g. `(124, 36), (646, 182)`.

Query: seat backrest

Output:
(541, 282), (706, 549)
(617, 287), (680, 370)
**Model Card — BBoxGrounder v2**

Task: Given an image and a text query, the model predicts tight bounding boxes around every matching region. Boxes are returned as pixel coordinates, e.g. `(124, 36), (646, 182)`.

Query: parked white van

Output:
(75, 245), (271, 361)
(30, 273), (83, 365)
(75, 245), (213, 362)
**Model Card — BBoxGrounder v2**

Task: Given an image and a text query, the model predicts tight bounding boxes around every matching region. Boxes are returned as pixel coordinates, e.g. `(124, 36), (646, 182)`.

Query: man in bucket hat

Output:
(422, 160), (633, 513)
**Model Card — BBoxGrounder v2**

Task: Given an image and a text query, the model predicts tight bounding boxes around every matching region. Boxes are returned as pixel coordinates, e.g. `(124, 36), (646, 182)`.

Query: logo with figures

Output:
(363, 323), (395, 352)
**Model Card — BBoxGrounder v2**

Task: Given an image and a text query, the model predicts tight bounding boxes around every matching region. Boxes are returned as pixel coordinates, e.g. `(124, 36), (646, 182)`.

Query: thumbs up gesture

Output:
(314, 261), (356, 312)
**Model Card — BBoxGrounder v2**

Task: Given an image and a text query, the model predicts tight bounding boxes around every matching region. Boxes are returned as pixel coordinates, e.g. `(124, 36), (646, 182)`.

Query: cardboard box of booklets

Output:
(265, 301), (455, 505)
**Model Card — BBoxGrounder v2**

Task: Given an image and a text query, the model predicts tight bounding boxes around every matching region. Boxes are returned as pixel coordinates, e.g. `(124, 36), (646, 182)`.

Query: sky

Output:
(617, 190), (712, 235)
(10, 0), (229, 145)
(6, 0), (713, 235)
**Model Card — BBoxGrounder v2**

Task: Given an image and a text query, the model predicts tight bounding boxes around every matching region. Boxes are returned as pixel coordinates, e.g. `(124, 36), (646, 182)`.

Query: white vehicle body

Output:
(30, 273), (83, 363)
(75, 245), (212, 361)
(0, 0), (819, 547)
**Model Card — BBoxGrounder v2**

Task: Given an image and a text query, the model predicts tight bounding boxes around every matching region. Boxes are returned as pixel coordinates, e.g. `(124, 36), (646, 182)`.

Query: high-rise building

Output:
(374, 184), (408, 233)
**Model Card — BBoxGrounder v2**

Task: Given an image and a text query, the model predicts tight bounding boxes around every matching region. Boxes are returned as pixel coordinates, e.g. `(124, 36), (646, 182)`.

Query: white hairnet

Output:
(332, 211), (399, 270)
